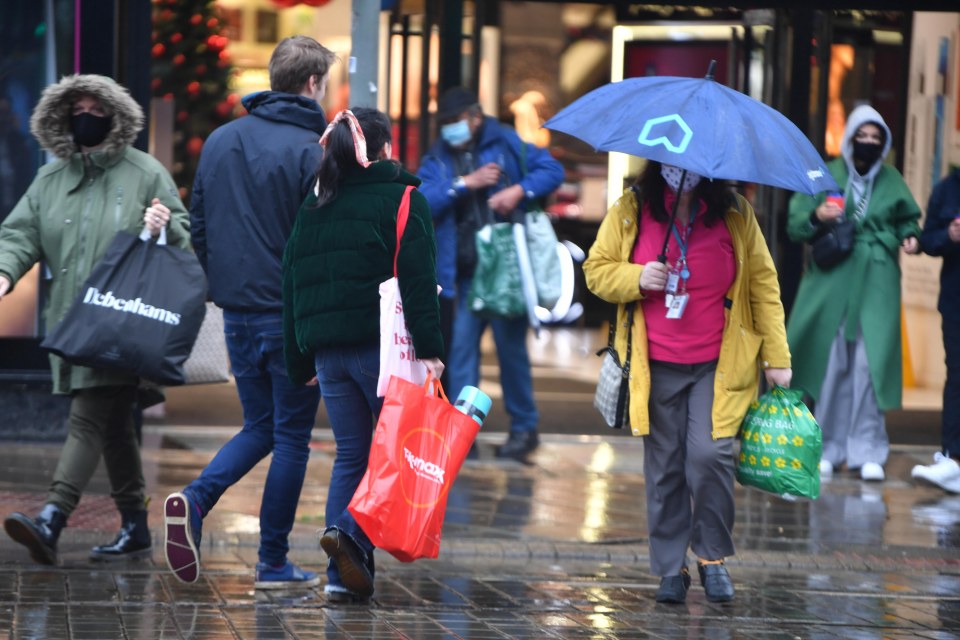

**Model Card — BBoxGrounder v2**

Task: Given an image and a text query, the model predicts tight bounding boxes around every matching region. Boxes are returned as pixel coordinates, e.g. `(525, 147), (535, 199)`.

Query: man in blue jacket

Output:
(914, 166), (960, 494)
(163, 36), (332, 590)
(417, 87), (564, 461)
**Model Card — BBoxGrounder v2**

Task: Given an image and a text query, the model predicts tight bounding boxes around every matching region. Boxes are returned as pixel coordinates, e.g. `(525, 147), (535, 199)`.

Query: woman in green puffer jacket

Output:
(282, 107), (443, 603)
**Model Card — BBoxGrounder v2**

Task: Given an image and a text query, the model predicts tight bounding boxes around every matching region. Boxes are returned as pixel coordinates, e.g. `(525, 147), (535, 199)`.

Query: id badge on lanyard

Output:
(665, 214), (694, 320)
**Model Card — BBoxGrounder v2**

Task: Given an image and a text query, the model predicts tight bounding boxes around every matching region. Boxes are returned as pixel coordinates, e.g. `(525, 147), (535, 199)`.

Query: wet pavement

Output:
(0, 426), (958, 639)
(0, 327), (957, 638)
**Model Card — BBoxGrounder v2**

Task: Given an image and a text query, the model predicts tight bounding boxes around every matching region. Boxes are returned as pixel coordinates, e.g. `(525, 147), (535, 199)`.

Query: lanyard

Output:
(670, 208), (696, 281)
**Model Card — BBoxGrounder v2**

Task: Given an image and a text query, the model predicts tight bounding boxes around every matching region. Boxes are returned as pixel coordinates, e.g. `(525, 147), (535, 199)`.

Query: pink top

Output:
(632, 194), (736, 363)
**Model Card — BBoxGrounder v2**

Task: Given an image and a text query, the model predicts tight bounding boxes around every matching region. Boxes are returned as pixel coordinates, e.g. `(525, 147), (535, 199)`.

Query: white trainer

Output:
(911, 453), (960, 494)
(818, 459), (834, 476)
(860, 462), (885, 482)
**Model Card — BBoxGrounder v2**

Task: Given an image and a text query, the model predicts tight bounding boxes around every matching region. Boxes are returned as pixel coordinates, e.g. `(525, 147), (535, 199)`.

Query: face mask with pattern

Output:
(660, 164), (703, 193)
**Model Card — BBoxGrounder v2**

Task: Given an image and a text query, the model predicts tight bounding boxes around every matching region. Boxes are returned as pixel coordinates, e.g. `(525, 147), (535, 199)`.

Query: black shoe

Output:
(655, 567), (691, 604)
(319, 528), (374, 598)
(698, 561), (735, 603)
(4, 504), (66, 565)
(326, 589), (371, 605)
(495, 431), (539, 461)
(90, 509), (152, 561)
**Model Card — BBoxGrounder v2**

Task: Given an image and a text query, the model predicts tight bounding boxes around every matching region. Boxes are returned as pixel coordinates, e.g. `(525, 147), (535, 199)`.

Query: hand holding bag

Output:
(735, 385), (823, 500)
(593, 303), (634, 429)
(810, 217), (856, 269)
(41, 227), (207, 386)
(348, 375), (481, 562)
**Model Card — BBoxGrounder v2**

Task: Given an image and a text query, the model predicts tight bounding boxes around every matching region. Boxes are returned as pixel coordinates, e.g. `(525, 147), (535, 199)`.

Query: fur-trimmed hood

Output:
(30, 74), (144, 160)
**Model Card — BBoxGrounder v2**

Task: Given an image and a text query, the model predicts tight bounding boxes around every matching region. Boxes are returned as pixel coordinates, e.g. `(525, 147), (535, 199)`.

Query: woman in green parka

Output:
(787, 104), (921, 483)
(0, 75), (189, 564)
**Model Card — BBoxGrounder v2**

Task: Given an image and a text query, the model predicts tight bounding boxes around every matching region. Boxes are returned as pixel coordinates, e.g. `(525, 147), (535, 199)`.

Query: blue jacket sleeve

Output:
(189, 158), (208, 272)
(921, 179), (960, 257)
(417, 153), (457, 225)
(503, 130), (564, 200)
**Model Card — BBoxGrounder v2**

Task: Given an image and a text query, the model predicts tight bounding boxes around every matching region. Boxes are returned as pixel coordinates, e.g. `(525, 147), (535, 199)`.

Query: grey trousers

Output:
(816, 326), (888, 469)
(644, 360), (736, 577)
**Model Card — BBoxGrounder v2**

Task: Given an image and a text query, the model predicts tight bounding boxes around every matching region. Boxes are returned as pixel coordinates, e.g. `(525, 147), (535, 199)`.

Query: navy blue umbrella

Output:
(543, 63), (838, 196)
(544, 62), (838, 261)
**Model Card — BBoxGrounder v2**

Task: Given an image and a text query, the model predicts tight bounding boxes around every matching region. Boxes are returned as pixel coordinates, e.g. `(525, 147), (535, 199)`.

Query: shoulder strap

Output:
(393, 185), (415, 276)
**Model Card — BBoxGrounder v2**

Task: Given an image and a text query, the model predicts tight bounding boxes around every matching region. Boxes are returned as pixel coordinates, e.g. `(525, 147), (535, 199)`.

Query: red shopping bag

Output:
(348, 375), (480, 562)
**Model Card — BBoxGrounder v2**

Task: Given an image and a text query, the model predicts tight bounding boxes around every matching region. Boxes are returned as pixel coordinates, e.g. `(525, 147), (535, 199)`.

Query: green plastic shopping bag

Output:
(735, 385), (822, 500)
(468, 222), (525, 318)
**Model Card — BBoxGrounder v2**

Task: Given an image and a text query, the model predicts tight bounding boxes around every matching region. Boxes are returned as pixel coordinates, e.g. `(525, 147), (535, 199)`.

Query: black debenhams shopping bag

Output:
(41, 228), (207, 385)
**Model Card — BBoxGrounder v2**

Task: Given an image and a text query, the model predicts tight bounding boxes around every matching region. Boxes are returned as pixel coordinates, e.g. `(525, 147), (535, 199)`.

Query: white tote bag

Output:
(377, 186), (430, 397)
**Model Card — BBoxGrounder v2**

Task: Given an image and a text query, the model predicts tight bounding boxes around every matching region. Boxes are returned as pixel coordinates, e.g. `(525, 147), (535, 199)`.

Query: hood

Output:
(30, 74), (144, 160)
(241, 91), (328, 135)
(840, 104), (892, 174)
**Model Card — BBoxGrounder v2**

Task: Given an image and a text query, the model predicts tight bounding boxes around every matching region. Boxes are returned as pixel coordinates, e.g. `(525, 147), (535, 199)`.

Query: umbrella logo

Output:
(637, 114), (693, 154)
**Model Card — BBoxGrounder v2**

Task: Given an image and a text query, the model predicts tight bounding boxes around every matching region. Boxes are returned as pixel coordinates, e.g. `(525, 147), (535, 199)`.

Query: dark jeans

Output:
(49, 385), (143, 515)
(184, 310), (320, 566)
(944, 317), (960, 458)
(314, 343), (381, 591)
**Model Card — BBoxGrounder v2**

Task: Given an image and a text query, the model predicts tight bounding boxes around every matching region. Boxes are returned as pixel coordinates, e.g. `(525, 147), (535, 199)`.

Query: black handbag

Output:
(810, 217), (856, 269)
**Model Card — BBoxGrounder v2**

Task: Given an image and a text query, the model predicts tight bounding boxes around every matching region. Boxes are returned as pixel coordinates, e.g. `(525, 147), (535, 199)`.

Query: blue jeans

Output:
(314, 343), (381, 590)
(184, 310), (320, 566)
(446, 278), (538, 433)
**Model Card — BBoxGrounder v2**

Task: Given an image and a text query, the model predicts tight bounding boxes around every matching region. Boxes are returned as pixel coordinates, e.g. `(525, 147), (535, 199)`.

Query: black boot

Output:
(90, 509), (152, 561)
(4, 503), (67, 565)
(495, 431), (540, 461)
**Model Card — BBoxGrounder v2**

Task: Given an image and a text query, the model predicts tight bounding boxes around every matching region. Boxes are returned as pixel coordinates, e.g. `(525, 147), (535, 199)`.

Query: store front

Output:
(0, 0), (956, 428)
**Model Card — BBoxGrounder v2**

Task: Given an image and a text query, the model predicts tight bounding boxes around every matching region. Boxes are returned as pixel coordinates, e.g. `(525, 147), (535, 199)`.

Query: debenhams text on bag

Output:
(82, 287), (181, 325)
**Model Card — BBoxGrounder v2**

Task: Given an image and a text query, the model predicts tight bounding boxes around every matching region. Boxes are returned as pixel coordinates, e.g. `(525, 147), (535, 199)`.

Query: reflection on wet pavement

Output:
(0, 429), (957, 638)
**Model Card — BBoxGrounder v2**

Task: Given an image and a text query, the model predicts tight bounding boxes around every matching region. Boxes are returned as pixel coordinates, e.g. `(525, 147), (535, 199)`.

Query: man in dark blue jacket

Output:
(163, 36), (332, 590)
(914, 166), (960, 494)
(417, 87), (564, 461)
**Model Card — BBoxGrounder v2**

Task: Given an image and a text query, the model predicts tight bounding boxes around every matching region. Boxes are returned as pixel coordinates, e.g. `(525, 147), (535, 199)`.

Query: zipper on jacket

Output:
(75, 175), (96, 282)
(114, 186), (124, 230)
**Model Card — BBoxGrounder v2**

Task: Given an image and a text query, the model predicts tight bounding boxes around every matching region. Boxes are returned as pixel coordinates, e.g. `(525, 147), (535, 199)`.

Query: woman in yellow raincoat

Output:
(584, 161), (791, 605)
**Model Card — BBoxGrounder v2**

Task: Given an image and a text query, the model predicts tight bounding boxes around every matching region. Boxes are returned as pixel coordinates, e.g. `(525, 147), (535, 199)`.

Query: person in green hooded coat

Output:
(786, 104), (921, 483)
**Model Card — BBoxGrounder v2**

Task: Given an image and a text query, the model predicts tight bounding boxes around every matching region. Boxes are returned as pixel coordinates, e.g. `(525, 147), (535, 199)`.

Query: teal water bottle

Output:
(454, 386), (491, 426)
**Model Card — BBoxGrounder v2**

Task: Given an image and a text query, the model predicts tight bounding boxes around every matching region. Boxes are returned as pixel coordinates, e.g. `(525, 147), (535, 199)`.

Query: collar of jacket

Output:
(66, 146), (126, 193)
(341, 160), (421, 187)
(241, 91), (328, 133)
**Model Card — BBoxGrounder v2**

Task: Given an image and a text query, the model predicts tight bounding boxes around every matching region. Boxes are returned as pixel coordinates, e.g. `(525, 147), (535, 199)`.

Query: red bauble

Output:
(195, 64), (208, 76)
(189, 14), (203, 26)
(187, 81), (201, 95)
(176, 110), (189, 123)
(207, 18), (218, 28)
(173, 54), (186, 66)
(226, 93), (240, 106)
(151, 43), (166, 58)
(215, 101), (232, 118)
(186, 137), (204, 157)
(151, 78), (162, 90)
(170, 33), (182, 44)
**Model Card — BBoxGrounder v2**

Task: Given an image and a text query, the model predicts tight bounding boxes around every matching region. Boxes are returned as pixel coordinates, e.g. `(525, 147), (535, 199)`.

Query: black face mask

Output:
(70, 112), (112, 148)
(852, 141), (883, 167)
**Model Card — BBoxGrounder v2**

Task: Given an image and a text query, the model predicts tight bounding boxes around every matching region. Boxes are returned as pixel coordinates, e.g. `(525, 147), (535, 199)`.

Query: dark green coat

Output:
(786, 158), (920, 410)
(282, 161), (443, 385)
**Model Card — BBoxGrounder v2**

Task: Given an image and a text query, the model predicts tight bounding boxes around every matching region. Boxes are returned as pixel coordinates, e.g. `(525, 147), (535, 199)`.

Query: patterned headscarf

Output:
(319, 109), (371, 168)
